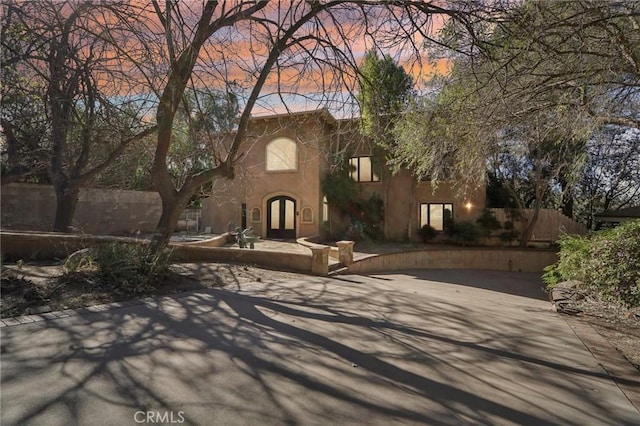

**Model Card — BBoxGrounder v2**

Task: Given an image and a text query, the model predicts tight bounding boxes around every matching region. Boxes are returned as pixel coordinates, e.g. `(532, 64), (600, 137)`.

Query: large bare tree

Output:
(1, 1), (157, 232)
(4, 0), (492, 242)
(104, 0), (482, 248)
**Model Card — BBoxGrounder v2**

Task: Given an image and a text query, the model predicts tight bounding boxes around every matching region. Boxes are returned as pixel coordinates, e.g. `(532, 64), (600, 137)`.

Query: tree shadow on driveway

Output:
(361, 269), (549, 300)
(2, 273), (639, 425)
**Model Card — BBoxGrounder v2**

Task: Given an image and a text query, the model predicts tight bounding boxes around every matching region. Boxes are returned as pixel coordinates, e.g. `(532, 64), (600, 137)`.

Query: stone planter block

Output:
(310, 246), (330, 276)
(336, 240), (355, 266)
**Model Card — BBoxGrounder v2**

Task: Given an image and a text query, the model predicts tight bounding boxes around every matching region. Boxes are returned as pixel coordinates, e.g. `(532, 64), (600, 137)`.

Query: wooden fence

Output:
(489, 208), (588, 243)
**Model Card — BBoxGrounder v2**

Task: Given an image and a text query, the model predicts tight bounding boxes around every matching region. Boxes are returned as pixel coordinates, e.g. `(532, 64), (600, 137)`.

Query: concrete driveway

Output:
(2, 270), (639, 425)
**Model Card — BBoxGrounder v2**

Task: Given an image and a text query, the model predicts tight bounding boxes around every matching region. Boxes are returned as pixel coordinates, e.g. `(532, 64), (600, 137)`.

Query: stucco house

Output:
(201, 109), (486, 241)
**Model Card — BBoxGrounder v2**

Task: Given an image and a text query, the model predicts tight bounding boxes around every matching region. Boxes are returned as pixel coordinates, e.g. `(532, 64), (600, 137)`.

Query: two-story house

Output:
(200, 109), (486, 241)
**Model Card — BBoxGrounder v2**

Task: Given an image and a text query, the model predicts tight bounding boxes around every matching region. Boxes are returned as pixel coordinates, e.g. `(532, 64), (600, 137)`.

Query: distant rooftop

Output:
(595, 206), (640, 220)
(249, 108), (337, 123)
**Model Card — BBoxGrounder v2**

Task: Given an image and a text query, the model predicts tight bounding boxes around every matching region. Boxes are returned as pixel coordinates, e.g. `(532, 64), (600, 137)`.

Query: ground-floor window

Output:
(420, 203), (453, 231)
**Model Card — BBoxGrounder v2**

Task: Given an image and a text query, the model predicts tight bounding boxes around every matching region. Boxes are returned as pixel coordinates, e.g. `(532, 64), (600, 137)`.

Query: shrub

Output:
(344, 220), (365, 241)
(476, 209), (502, 237)
(418, 224), (437, 243)
(544, 220), (640, 308)
(94, 243), (172, 298)
(498, 230), (519, 246)
(62, 243), (172, 299)
(542, 263), (563, 288)
(450, 221), (481, 246)
(443, 209), (454, 236)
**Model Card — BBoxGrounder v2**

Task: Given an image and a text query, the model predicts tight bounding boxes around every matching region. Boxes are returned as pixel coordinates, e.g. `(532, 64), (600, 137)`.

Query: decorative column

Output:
(310, 246), (330, 276)
(336, 240), (355, 266)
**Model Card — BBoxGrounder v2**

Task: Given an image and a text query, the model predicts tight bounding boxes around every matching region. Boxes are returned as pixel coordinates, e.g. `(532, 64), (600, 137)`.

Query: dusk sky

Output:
(81, 1), (451, 119)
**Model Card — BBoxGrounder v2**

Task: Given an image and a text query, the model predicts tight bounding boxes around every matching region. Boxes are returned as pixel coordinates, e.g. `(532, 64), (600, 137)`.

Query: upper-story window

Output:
(266, 137), (297, 171)
(349, 156), (380, 182)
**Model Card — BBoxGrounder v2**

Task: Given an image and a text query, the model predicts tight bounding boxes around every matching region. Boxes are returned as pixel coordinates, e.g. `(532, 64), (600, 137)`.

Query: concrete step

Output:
(329, 263), (349, 276)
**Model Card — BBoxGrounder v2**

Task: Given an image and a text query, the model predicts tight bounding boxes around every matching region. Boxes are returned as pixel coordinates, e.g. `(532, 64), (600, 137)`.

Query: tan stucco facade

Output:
(201, 110), (486, 241)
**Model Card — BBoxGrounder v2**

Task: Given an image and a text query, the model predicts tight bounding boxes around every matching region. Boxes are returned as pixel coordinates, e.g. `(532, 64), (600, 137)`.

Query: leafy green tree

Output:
(357, 49), (413, 146)
(393, 0), (639, 244)
(434, 0), (640, 130)
(357, 49), (413, 238)
(168, 89), (239, 207)
(577, 127), (640, 228)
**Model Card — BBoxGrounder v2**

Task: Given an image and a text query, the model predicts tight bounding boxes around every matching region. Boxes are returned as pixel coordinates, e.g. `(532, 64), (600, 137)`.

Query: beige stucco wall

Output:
(202, 113), (333, 238)
(1, 183), (161, 235)
(201, 112), (487, 241)
(201, 179), (242, 234)
(339, 170), (486, 241)
(348, 248), (557, 273)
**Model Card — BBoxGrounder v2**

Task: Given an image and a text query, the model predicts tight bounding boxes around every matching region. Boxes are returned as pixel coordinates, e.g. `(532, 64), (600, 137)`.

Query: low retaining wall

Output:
(179, 233), (230, 248)
(347, 248), (557, 274)
(296, 236), (339, 259)
(2, 231), (556, 275)
(168, 245), (313, 274)
(1, 231), (314, 274)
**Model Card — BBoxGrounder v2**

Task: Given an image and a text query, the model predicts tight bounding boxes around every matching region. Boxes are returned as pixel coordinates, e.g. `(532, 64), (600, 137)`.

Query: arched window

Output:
(266, 137), (297, 171)
(322, 196), (329, 223)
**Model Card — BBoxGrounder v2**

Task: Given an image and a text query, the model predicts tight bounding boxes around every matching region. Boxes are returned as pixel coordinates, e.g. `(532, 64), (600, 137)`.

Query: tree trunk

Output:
(561, 194), (574, 218)
(518, 205), (540, 248)
(150, 186), (192, 251)
(53, 183), (80, 232)
(519, 153), (544, 247)
(559, 175), (574, 218)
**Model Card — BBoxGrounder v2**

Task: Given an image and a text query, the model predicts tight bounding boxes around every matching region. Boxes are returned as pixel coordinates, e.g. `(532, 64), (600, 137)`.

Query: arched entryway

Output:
(267, 196), (296, 239)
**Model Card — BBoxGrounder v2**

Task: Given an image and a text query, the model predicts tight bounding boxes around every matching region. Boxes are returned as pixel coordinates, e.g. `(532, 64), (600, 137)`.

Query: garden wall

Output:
(347, 248), (557, 274)
(0, 231), (315, 274)
(169, 245), (313, 274)
(1, 183), (161, 235)
(0, 231), (146, 260)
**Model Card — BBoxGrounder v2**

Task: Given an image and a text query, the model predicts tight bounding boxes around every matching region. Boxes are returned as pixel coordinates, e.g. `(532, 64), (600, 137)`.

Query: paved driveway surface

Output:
(2, 270), (639, 425)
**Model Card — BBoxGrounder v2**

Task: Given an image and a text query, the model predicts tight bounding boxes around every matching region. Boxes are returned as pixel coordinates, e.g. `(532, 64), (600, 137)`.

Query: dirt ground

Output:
(572, 297), (640, 370)
(0, 261), (312, 318)
(2, 261), (638, 372)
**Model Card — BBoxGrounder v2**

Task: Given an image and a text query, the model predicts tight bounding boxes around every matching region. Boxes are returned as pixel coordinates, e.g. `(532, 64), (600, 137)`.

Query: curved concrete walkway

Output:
(2, 270), (639, 425)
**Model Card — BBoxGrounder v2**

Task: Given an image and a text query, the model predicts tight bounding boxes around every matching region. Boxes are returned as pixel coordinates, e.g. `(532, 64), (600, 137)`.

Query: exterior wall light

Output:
(465, 201), (473, 210)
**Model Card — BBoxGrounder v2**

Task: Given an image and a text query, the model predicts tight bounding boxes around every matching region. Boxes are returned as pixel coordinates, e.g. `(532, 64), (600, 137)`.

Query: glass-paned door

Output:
(267, 196), (296, 239)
